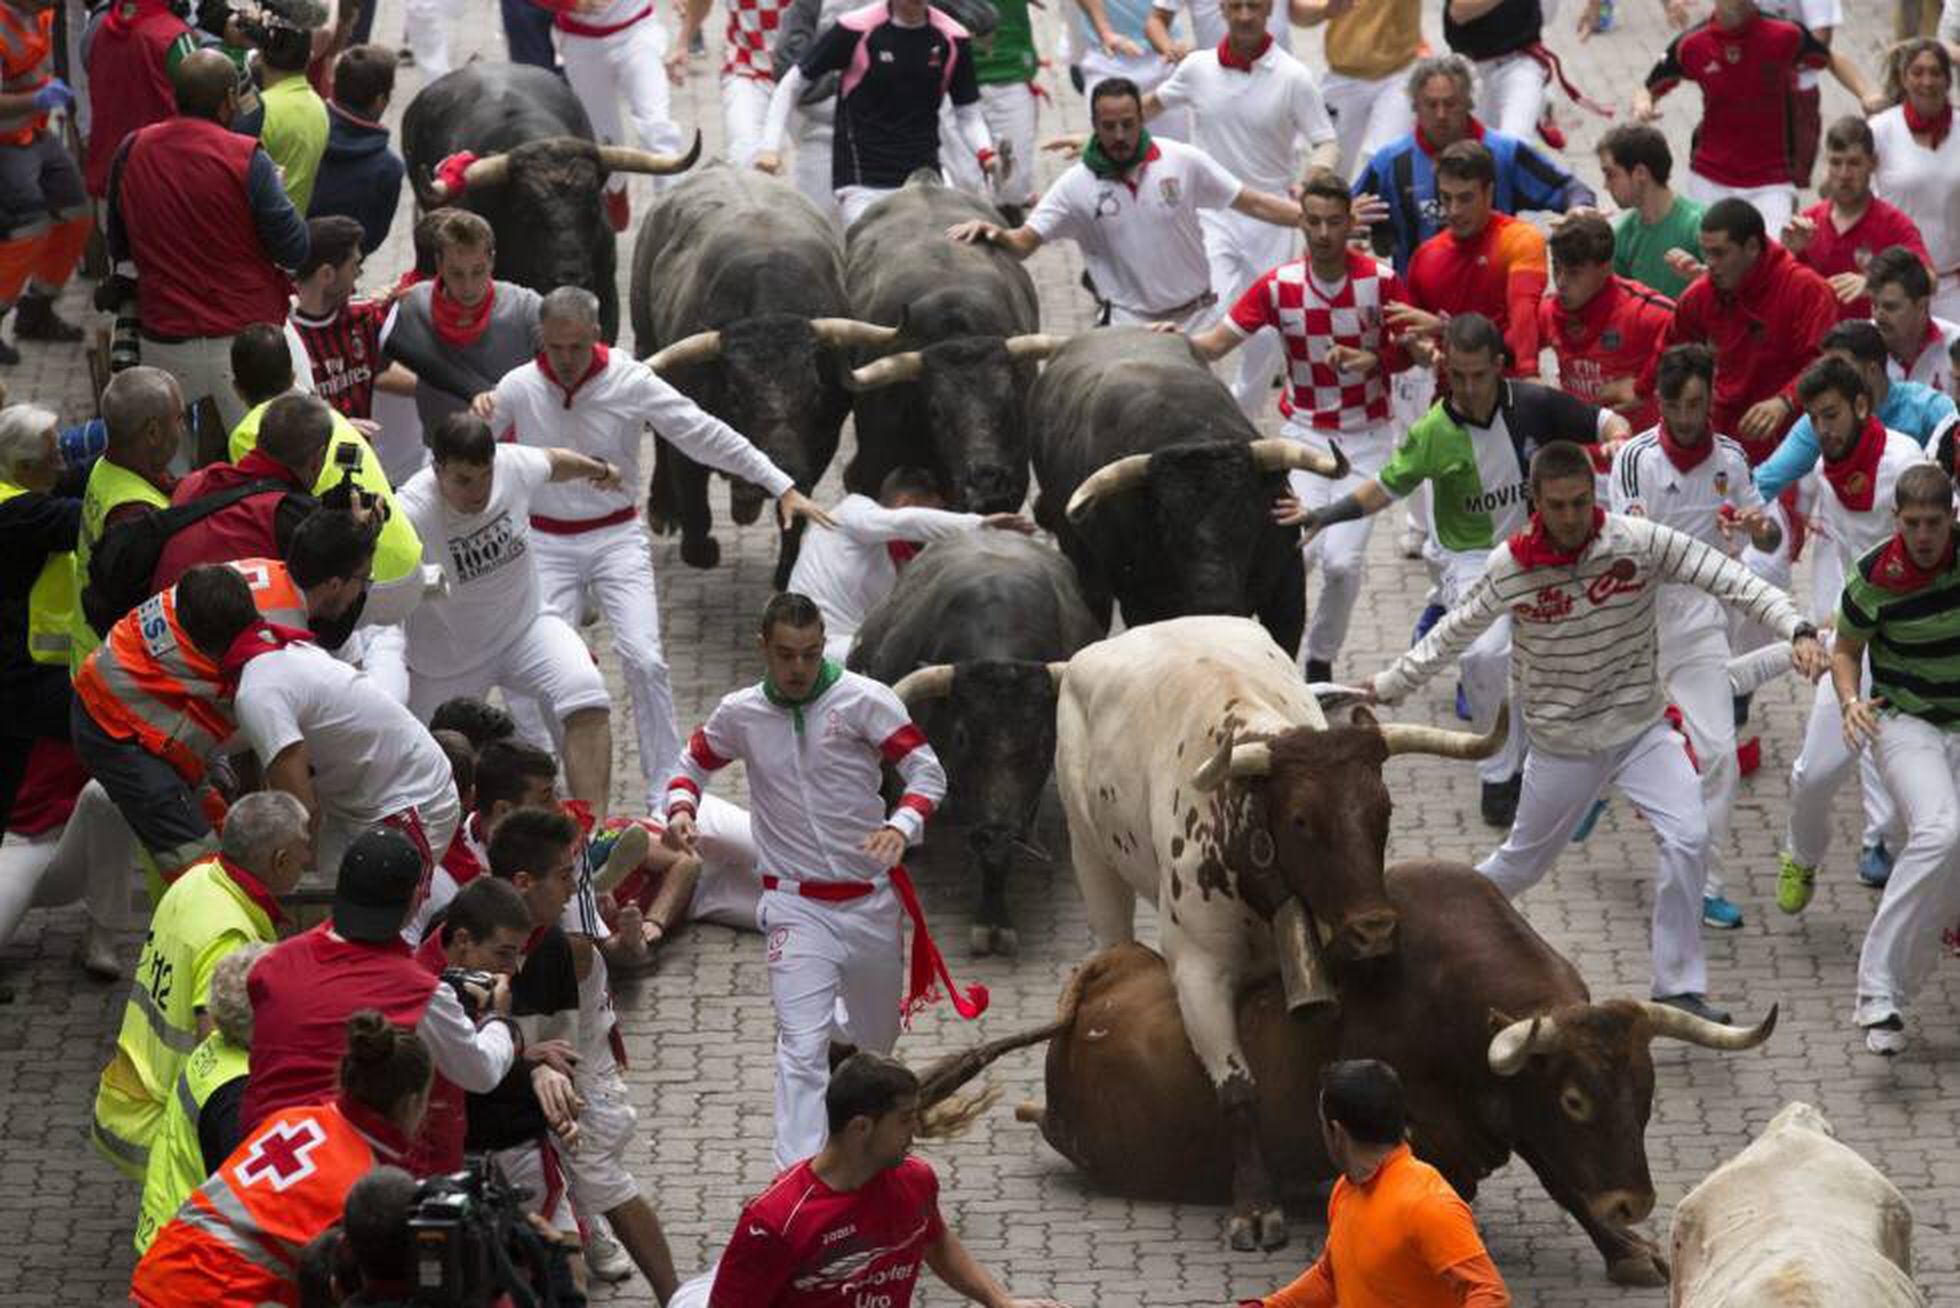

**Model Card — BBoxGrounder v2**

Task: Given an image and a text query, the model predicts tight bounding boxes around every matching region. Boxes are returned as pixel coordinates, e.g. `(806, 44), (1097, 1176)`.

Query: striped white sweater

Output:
(1374, 514), (1805, 757)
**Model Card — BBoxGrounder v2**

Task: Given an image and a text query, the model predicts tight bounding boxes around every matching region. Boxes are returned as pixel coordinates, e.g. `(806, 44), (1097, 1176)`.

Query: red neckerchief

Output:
(538, 344), (609, 407)
(1507, 508), (1605, 569)
(218, 619), (315, 694)
(1821, 415), (1886, 512)
(431, 277), (495, 349)
(886, 540), (922, 566)
(237, 447), (310, 489)
(1869, 530), (1956, 594)
(1416, 116), (1485, 159)
(335, 1092), (413, 1164)
(1657, 420), (1715, 473)
(1216, 33), (1271, 71)
(1115, 141), (1164, 196)
(1904, 96), (1953, 149)
(218, 854), (290, 925)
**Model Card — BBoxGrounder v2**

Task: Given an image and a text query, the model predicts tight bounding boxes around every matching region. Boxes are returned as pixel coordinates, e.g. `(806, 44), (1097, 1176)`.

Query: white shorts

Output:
(493, 1138), (578, 1234)
(561, 1068), (642, 1216)
(407, 612), (611, 724)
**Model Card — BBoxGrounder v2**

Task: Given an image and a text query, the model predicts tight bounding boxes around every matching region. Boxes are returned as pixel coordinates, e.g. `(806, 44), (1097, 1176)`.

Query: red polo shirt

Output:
(1791, 197), (1931, 320)
(1538, 275), (1674, 431)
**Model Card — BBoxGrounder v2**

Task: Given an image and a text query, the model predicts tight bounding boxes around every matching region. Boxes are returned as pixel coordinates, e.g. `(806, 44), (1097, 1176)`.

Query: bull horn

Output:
(891, 664), (955, 707)
(810, 318), (901, 350)
(848, 351), (926, 391)
(596, 131), (703, 176)
(1190, 731), (1273, 793)
(1487, 1013), (1562, 1076)
(1247, 437), (1351, 482)
(411, 163), (452, 209)
(647, 330), (723, 372)
(460, 152), (510, 191)
(1064, 453), (1151, 523)
(1637, 1000), (1778, 1052)
(1003, 332), (1069, 361)
(1046, 661), (1068, 688)
(1379, 704), (1509, 761)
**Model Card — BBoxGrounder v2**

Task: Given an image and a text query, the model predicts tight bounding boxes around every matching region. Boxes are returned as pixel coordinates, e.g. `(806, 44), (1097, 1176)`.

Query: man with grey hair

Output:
(0, 401), (81, 838)
(73, 366), (184, 671)
(91, 790), (311, 1180)
(475, 285), (833, 805)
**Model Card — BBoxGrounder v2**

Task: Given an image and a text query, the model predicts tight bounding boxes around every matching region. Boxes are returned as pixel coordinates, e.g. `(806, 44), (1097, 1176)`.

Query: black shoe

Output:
(1655, 992), (1732, 1025)
(1305, 658), (1332, 683)
(1480, 773), (1521, 829)
(13, 292), (82, 343)
(1732, 692), (1753, 729)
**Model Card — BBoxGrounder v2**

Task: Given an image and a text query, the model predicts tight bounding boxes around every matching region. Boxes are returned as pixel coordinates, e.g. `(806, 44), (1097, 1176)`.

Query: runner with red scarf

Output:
(665, 593), (976, 1172)
(1543, 213), (1675, 431)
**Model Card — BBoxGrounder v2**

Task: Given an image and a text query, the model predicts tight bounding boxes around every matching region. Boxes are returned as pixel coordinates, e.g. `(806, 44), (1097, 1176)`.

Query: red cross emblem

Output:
(235, 1118), (329, 1193)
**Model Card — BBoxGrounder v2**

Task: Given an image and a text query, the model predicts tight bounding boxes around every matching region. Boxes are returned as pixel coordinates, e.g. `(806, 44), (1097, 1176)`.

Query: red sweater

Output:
(1538, 276), (1674, 431)
(1645, 11), (1831, 188)
(1407, 213), (1548, 379)
(1791, 197), (1931, 320)
(1665, 241), (1839, 463)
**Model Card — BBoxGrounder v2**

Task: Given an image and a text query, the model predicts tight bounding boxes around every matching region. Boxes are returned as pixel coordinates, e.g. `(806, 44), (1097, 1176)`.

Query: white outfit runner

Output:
(556, 0), (688, 200)
(1871, 105), (1960, 322)
(1888, 317), (1960, 398)
(0, 780), (136, 951)
(786, 494), (985, 660)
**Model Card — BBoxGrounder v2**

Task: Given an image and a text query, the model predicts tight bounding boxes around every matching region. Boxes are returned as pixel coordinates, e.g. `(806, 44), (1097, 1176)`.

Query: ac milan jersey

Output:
(1644, 12), (1831, 189)
(1538, 275), (1673, 432)
(292, 299), (390, 421)
(1226, 249), (1410, 433)
(723, 0), (787, 80)
(708, 1157), (947, 1307)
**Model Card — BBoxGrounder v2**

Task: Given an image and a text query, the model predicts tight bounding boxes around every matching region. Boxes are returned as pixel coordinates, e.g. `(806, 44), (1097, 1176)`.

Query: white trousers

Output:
(1479, 719), (1712, 997)
(721, 72), (774, 169)
(837, 184), (901, 229)
(560, 19), (685, 196)
(1684, 172), (1796, 242)
(1659, 596), (1739, 898)
(1108, 298), (1214, 332)
(408, 611), (611, 722)
(141, 334), (248, 462)
(318, 785), (462, 901)
(760, 882), (904, 1169)
(790, 103), (841, 226)
(1201, 207), (1298, 417)
(1473, 51), (1547, 141)
(1784, 668), (1907, 874)
(1321, 67), (1415, 181)
(533, 520), (678, 806)
(1855, 714), (1960, 1026)
(1285, 419), (1391, 667)
(404, 0), (465, 77)
(0, 780), (137, 950)
(940, 82), (1040, 210)
(1439, 547), (1527, 784)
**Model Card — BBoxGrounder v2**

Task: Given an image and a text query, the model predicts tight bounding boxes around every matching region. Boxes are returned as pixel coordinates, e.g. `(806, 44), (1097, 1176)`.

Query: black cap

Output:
(332, 828), (422, 942)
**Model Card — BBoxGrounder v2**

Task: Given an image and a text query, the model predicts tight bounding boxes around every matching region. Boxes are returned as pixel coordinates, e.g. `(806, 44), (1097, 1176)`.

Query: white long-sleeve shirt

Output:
(666, 670), (947, 881)
(1374, 514), (1805, 757)
(417, 982), (517, 1094)
(787, 493), (985, 657)
(493, 345), (794, 524)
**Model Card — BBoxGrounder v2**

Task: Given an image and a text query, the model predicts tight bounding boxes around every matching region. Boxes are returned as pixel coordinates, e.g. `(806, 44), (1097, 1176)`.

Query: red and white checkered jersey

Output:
(722, 0), (787, 80)
(1226, 249), (1410, 434)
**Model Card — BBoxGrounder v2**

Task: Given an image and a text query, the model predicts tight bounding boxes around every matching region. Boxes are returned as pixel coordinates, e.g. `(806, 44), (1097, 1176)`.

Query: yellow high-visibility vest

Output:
(0, 478), (76, 665)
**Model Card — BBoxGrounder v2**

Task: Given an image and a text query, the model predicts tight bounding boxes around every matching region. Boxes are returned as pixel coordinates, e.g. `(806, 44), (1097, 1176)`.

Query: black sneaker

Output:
(1304, 658), (1332, 683)
(13, 292), (82, 342)
(1655, 992), (1732, 1025)
(1480, 774), (1521, 828)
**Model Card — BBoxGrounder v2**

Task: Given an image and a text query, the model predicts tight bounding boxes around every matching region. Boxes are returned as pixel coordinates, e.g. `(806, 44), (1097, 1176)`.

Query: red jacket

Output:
(1538, 275), (1673, 432)
(83, 0), (189, 198)
(151, 450), (313, 593)
(1665, 241), (1839, 464)
(1407, 212), (1548, 379)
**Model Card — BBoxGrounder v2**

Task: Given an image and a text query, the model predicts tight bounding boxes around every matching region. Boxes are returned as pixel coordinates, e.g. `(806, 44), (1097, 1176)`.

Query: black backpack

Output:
(80, 478), (291, 638)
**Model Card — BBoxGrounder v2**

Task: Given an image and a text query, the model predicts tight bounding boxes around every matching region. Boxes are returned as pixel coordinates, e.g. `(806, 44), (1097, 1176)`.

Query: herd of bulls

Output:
(401, 63), (1927, 1303)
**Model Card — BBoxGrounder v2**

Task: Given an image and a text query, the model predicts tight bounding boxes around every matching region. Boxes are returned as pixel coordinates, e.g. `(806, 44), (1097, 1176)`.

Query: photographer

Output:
(133, 1011), (436, 1305)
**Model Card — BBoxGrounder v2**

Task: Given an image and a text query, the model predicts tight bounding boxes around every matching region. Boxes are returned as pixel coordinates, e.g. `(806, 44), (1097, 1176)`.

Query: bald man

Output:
(106, 48), (310, 442)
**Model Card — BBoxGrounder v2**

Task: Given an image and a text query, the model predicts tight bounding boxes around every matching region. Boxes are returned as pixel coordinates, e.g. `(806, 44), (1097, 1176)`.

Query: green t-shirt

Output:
(1838, 540), (1960, 728)
(971, 0), (1037, 85)
(1377, 405), (1531, 555)
(1613, 196), (1704, 300)
(259, 74), (330, 213)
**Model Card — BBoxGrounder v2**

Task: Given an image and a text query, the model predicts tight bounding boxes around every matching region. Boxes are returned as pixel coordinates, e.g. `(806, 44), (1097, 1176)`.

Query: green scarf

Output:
(1082, 128), (1154, 182)
(764, 658), (842, 734)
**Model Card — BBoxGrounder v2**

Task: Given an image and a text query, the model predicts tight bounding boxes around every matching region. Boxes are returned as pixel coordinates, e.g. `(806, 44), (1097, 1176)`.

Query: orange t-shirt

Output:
(1261, 1146), (1509, 1308)
(1406, 213), (1549, 379)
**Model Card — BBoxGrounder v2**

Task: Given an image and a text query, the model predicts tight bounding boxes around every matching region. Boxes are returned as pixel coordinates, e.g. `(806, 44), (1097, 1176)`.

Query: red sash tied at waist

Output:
(762, 868), (990, 1024)
(530, 506), (638, 535)
(554, 3), (651, 36)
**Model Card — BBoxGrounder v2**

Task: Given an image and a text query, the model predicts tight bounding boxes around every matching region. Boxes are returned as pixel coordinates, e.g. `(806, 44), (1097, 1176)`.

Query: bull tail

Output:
(915, 1018), (1064, 1141)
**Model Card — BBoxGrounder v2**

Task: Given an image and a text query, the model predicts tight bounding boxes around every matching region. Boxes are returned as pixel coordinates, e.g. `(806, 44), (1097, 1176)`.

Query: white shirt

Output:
(398, 443), (553, 675)
(495, 347), (793, 524)
(1152, 43), (1332, 194)
(1026, 137), (1244, 315)
(667, 670), (947, 880)
(1146, 0), (1288, 52)
(1814, 427), (1934, 571)
(1872, 105), (1960, 277)
(786, 494), (984, 656)
(1888, 316), (1960, 396)
(1756, 0), (1839, 90)
(1609, 428), (1763, 640)
(235, 642), (455, 825)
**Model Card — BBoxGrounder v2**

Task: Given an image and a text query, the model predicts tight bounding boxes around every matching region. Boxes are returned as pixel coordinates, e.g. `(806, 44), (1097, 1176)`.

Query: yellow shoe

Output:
(1777, 852), (1816, 914)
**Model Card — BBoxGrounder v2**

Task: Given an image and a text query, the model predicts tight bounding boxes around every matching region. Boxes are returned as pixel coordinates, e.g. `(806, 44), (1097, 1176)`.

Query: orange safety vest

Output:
(0, 2), (51, 146)
(73, 558), (307, 783)
(130, 1098), (404, 1307)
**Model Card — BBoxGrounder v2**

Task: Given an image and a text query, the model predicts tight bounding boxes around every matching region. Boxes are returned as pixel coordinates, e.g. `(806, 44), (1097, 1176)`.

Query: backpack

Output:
(81, 478), (291, 638)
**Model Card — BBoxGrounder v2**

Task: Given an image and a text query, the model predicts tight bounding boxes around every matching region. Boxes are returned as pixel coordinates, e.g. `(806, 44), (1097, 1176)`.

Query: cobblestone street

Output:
(4, 0), (1957, 1302)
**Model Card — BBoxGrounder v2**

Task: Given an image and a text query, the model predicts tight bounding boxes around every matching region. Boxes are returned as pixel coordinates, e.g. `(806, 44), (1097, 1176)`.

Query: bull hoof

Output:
(967, 925), (1020, 957)
(1607, 1251), (1669, 1287)
(1227, 1209), (1287, 1252)
(680, 535), (721, 569)
(729, 492), (765, 526)
(992, 926), (1019, 956)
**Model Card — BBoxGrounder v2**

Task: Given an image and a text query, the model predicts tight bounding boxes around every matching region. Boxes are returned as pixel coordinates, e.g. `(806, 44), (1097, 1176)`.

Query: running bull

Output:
(404, 62), (700, 343)
(633, 166), (896, 581)
(843, 174), (1058, 511)
(1008, 863), (1778, 1286)
(1030, 330), (1346, 655)
(848, 532), (1102, 956)
(1054, 616), (1506, 1252)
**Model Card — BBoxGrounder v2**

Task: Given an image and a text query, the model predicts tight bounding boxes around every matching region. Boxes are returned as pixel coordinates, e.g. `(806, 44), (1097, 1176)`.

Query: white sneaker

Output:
(586, 1225), (635, 1283)
(1863, 1016), (1907, 1057)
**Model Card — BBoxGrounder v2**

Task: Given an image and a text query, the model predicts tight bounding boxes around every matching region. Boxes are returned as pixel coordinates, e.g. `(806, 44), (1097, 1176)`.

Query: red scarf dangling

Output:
(1903, 96), (1954, 150)
(1821, 415), (1887, 513)
(431, 278), (496, 349)
(1656, 421), (1715, 473)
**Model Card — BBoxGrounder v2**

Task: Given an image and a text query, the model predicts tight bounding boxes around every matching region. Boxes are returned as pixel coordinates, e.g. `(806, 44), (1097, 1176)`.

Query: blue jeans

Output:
(501, 0), (559, 71)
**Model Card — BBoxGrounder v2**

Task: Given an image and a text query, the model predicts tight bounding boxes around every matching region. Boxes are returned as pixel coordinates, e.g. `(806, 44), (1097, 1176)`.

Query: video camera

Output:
(198, 0), (326, 59)
(407, 1157), (581, 1307)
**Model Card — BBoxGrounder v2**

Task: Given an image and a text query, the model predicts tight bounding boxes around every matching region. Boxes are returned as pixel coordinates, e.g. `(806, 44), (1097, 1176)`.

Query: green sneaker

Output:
(1777, 852), (1817, 914)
